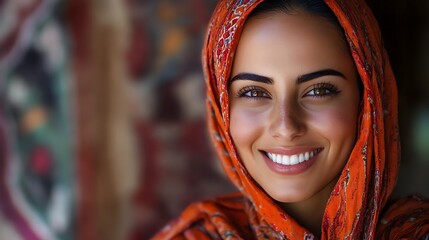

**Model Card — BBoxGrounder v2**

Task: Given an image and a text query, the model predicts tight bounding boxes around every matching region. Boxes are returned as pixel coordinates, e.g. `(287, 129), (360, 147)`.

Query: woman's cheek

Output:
(309, 103), (358, 145)
(230, 106), (267, 150)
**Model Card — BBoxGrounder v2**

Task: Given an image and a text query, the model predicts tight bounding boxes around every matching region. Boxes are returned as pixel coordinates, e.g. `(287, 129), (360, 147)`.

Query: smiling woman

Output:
(152, 0), (429, 239)
(228, 11), (360, 235)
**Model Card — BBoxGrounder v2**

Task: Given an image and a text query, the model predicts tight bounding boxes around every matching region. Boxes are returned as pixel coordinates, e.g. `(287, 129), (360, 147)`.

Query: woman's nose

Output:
(268, 102), (306, 141)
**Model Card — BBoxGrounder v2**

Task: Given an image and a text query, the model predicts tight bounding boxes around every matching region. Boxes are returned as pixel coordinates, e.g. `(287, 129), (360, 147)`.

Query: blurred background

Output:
(0, 0), (428, 239)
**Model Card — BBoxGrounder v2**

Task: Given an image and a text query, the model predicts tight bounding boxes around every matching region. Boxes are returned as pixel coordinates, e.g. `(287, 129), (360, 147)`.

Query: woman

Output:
(153, 0), (429, 239)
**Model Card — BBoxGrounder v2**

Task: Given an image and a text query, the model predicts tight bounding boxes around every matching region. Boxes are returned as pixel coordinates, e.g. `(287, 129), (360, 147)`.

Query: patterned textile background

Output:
(0, 0), (428, 240)
(0, 0), (75, 239)
(126, 0), (236, 239)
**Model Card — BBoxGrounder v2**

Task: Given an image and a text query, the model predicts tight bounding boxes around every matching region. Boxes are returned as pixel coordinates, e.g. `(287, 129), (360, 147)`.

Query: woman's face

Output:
(229, 12), (360, 203)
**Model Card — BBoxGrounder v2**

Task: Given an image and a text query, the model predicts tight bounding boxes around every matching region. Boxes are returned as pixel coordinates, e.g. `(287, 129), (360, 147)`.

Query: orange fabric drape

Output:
(152, 0), (429, 239)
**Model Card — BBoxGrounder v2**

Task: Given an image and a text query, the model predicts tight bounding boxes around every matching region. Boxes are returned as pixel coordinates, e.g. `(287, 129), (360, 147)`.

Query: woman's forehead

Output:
(231, 12), (354, 80)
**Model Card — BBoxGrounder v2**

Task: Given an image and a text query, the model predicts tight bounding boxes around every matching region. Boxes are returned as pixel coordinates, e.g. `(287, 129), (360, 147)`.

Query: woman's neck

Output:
(278, 179), (337, 238)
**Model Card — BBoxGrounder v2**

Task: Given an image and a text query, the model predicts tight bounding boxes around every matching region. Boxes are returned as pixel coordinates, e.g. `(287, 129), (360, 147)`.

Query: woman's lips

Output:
(261, 147), (323, 175)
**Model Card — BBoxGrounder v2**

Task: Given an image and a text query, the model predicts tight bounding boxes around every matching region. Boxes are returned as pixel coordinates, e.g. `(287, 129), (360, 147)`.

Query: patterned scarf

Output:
(153, 0), (429, 239)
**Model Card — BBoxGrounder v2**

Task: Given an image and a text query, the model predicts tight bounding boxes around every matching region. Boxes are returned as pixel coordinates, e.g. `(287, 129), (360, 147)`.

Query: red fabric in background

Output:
(67, 0), (96, 239)
(127, 1), (235, 239)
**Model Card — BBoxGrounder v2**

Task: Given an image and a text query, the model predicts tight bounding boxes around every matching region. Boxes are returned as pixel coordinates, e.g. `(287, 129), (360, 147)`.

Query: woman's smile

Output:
(263, 147), (323, 165)
(263, 147), (323, 164)
(261, 147), (323, 174)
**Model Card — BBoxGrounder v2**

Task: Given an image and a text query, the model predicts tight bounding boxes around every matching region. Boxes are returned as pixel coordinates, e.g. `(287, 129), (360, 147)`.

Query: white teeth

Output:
(290, 155), (298, 164)
(266, 149), (321, 166)
(276, 154), (282, 163)
(282, 155), (290, 165)
(299, 154), (304, 163)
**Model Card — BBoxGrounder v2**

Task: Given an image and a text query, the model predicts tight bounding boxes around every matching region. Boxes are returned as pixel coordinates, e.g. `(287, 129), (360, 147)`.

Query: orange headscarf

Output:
(153, 0), (429, 239)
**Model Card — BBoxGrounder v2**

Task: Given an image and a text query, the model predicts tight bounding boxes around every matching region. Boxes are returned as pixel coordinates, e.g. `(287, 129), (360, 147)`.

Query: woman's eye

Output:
(237, 86), (270, 99)
(244, 90), (268, 98)
(304, 83), (340, 97)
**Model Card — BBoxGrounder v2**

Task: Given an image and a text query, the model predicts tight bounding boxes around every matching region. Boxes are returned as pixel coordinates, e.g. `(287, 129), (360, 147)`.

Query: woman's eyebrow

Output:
(297, 69), (345, 84)
(230, 69), (345, 85)
(230, 73), (273, 84)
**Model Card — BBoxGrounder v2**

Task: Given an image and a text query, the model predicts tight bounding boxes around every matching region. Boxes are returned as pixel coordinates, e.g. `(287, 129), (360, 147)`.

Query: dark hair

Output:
(249, 0), (341, 29)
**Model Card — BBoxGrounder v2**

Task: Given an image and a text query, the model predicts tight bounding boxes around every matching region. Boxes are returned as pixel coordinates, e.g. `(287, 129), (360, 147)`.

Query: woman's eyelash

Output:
(304, 82), (340, 97)
(235, 83), (339, 99)
(237, 86), (270, 98)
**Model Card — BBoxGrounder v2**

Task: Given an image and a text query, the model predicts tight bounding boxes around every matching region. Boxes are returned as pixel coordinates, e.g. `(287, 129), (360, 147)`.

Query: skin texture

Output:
(229, 11), (360, 235)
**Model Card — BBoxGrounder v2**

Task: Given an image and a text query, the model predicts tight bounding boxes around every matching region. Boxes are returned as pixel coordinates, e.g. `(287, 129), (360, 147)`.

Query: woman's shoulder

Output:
(377, 194), (429, 239)
(151, 192), (254, 240)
